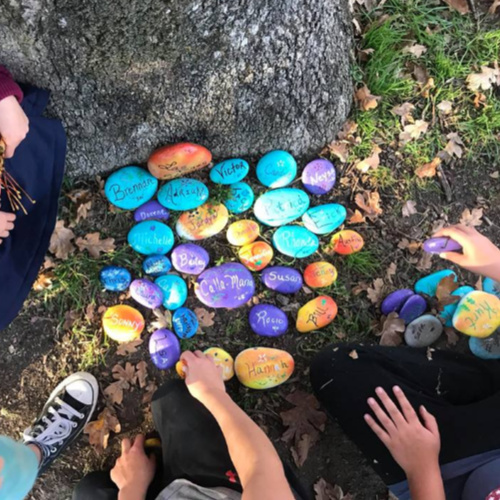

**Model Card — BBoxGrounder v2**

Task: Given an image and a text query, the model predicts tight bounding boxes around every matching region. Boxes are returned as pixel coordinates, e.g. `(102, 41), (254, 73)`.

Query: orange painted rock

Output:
(330, 230), (364, 255)
(227, 220), (260, 246)
(148, 142), (212, 180)
(102, 305), (145, 343)
(303, 261), (338, 288)
(175, 360), (187, 379)
(176, 202), (229, 240)
(452, 291), (500, 338)
(235, 347), (294, 389)
(204, 347), (235, 381)
(296, 296), (337, 333)
(238, 241), (273, 271)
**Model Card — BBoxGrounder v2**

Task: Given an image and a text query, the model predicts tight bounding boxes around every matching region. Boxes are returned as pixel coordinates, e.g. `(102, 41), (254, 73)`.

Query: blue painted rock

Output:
(104, 166), (158, 210)
(157, 178), (209, 211)
(100, 266), (131, 292)
(302, 159), (336, 195)
(261, 266), (303, 294)
(210, 158), (250, 184)
(128, 221), (175, 255)
(134, 201), (169, 222)
(249, 304), (288, 337)
(171, 243), (209, 275)
(223, 182), (254, 214)
(404, 315), (443, 348)
(439, 285), (475, 327)
(256, 150), (297, 188)
(155, 275), (188, 310)
(143, 255), (172, 277)
(469, 331), (500, 360)
(414, 269), (457, 297)
(172, 307), (199, 339)
(272, 226), (319, 258)
(149, 329), (181, 369)
(195, 263), (255, 309)
(253, 188), (310, 227)
(399, 294), (427, 324)
(129, 279), (164, 309)
(381, 289), (415, 316)
(302, 204), (347, 235)
(176, 203), (229, 240)
(452, 291), (500, 338)
(423, 237), (462, 254)
(484, 278), (500, 299)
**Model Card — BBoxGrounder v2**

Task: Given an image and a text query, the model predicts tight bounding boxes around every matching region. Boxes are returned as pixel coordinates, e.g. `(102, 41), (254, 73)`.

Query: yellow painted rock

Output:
(238, 241), (273, 272)
(330, 230), (364, 255)
(176, 202), (229, 240)
(175, 360), (187, 379)
(204, 347), (235, 381)
(303, 261), (338, 288)
(102, 305), (145, 343)
(296, 296), (338, 333)
(227, 220), (260, 246)
(452, 291), (500, 338)
(235, 347), (294, 390)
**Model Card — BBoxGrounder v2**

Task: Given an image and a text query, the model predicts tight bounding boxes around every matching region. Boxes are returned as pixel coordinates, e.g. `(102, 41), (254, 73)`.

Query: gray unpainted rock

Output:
(0, 0), (353, 177)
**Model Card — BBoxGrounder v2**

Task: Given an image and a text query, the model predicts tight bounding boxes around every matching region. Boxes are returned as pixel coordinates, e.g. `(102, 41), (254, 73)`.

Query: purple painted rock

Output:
(130, 279), (164, 309)
(249, 304), (288, 337)
(171, 243), (210, 275)
(149, 329), (181, 370)
(423, 237), (462, 254)
(381, 289), (415, 316)
(134, 201), (170, 222)
(261, 266), (303, 294)
(301, 159), (336, 195)
(399, 294), (427, 324)
(195, 263), (255, 309)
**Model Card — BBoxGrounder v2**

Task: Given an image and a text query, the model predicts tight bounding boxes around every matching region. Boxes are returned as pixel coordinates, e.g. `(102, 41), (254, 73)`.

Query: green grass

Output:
(344, 250), (381, 276)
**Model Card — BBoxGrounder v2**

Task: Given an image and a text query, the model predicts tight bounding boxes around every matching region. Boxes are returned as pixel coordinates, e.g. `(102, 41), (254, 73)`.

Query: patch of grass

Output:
(343, 250), (381, 277)
(368, 166), (399, 189)
(209, 184), (231, 204)
(225, 316), (245, 337)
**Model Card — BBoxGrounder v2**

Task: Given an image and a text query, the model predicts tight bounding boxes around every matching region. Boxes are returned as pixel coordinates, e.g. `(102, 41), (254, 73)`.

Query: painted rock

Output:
(399, 294), (427, 324)
(256, 150), (297, 188)
(176, 203), (229, 240)
(223, 182), (254, 214)
(172, 307), (199, 339)
(261, 266), (303, 294)
(272, 226), (319, 259)
(143, 255), (172, 277)
(134, 201), (169, 222)
(235, 347), (294, 390)
(414, 269), (457, 297)
(452, 291), (500, 338)
(157, 178), (209, 211)
(227, 220), (260, 246)
(301, 159), (336, 195)
(204, 347), (235, 381)
(195, 263), (255, 309)
(149, 329), (181, 369)
(104, 166), (158, 210)
(302, 204), (347, 235)
(330, 230), (364, 255)
(102, 305), (145, 343)
(484, 278), (500, 299)
(253, 188), (310, 227)
(239, 241), (273, 272)
(210, 158), (249, 184)
(155, 275), (188, 310)
(381, 289), (415, 316)
(148, 142), (212, 180)
(469, 330), (500, 360)
(296, 296), (338, 333)
(303, 262), (338, 288)
(130, 279), (164, 309)
(439, 286), (475, 327)
(249, 304), (288, 337)
(171, 243), (210, 275)
(100, 266), (131, 292)
(128, 221), (175, 255)
(404, 315), (443, 348)
(423, 237), (463, 254)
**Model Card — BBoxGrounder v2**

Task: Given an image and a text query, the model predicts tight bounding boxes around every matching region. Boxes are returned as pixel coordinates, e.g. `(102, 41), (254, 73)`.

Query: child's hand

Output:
(0, 95), (29, 158)
(0, 211), (16, 243)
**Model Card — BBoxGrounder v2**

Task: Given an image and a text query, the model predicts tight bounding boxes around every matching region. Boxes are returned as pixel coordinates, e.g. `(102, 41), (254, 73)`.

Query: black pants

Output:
(310, 345), (500, 485)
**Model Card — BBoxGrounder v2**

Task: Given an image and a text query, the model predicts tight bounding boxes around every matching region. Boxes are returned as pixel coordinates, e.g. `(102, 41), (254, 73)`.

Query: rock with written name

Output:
(301, 159), (336, 195)
(105, 166), (158, 210)
(205, 347), (235, 381)
(303, 262), (338, 288)
(171, 243), (209, 275)
(302, 204), (346, 235)
(158, 178), (209, 211)
(296, 296), (337, 333)
(414, 269), (457, 297)
(484, 278), (500, 299)
(399, 294), (427, 324)
(235, 347), (294, 389)
(134, 201), (170, 222)
(256, 150), (297, 188)
(172, 307), (199, 339)
(155, 275), (188, 310)
(404, 315), (443, 348)
(469, 330), (500, 360)
(103, 305), (145, 343)
(100, 266), (132, 292)
(261, 266), (303, 294)
(440, 286), (475, 327)
(176, 203), (229, 240)
(330, 230), (364, 255)
(143, 255), (172, 277)
(130, 279), (164, 309)
(452, 291), (500, 338)
(223, 182), (254, 214)
(128, 221), (175, 255)
(210, 158), (249, 185)
(149, 329), (181, 369)
(249, 304), (288, 337)
(239, 241), (273, 272)
(253, 188), (310, 227)
(272, 226), (319, 258)
(227, 220), (260, 246)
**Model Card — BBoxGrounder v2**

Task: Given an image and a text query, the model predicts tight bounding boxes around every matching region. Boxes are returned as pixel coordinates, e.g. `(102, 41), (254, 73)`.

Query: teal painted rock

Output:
(157, 178), (209, 211)
(272, 226), (319, 258)
(143, 255), (172, 277)
(128, 221), (175, 255)
(484, 278), (500, 299)
(256, 150), (297, 188)
(224, 182), (254, 214)
(210, 159), (249, 184)
(469, 330), (500, 360)
(414, 269), (457, 297)
(253, 188), (310, 227)
(302, 203), (347, 235)
(155, 275), (188, 310)
(440, 285), (475, 327)
(105, 166), (158, 210)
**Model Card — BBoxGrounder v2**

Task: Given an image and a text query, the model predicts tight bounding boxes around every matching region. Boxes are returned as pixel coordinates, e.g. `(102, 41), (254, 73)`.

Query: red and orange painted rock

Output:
(303, 261), (338, 288)
(176, 202), (229, 240)
(330, 230), (364, 255)
(452, 291), (500, 338)
(235, 347), (294, 389)
(296, 296), (337, 333)
(238, 241), (273, 271)
(148, 142), (212, 180)
(102, 305), (145, 343)
(227, 220), (260, 246)
(204, 347), (235, 381)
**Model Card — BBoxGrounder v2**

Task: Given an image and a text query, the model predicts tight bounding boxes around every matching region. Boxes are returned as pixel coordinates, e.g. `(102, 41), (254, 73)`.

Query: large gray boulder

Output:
(0, 0), (353, 176)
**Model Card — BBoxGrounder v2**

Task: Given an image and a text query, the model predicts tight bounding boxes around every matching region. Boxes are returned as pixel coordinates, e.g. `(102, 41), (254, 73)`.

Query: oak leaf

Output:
(444, 132), (464, 159)
(116, 339), (144, 356)
(415, 157), (441, 178)
(150, 308), (172, 331)
(84, 408), (121, 453)
(314, 478), (353, 500)
(49, 220), (76, 260)
(466, 65), (499, 92)
(347, 209), (366, 224)
(33, 272), (54, 291)
(355, 191), (383, 220)
(399, 120), (429, 145)
(437, 100), (453, 115)
(195, 307), (215, 327)
(460, 207), (483, 227)
(392, 102), (415, 126)
(398, 238), (420, 255)
(379, 313), (405, 346)
(386, 262), (397, 284)
(354, 84), (381, 111)
(416, 252), (433, 271)
(135, 361), (149, 389)
(76, 232), (116, 258)
(443, 0), (469, 13)
(402, 200), (417, 217)
(402, 43), (427, 57)
(355, 144), (381, 173)
(366, 278), (385, 305)
(326, 141), (349, 163)
(337, 120), (359, 143)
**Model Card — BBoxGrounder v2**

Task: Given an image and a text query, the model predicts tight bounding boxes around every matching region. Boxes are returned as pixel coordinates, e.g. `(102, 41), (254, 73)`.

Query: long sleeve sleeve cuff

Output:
(0, 65), (24, 103)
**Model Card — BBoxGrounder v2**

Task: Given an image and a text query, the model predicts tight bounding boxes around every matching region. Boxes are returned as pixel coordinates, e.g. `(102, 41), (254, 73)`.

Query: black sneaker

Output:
(23, 372), (99, 474)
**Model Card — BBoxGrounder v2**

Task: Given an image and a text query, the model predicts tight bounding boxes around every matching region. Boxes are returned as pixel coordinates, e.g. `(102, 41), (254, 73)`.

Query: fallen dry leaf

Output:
(63, 310), (79, 330)
(337, 120), (359, 144)
(398, 238), (421, 255)
(413, 64), (430, 85)
(444, 327), (460, 346)
(76, 232), (116, 258)
(33, 272), (54, 291)
(113, 362), (137, 385)
(386, 262), (397, 284)
(436, 275), (459, 310)
(347, 209), (366, 224)
(150, 308), (172, 331)
(473, 92), (487, 108)
(399, 120), (429, 145)
(348, 349), (359, 360)
(392, 102), (415, 126)
(76, 201), (92, 224)
(402, 200), (418, 217)
(195, 307), (215, 327)
(437, 100), (453, 115)
(355, 144), (381, 173)
(416, 252), (434, 271)
(460, 207), (483, 227)
(85, 303), (96, 323)
(367, 278), (385, 305)
(402, 43), (427, 58)
(379, 312), (405, 346)
(415, 157), (441, 178)
(354, 84), (381, 111)
(49, 220), (76, 260)
(444, 132), (464, 159)
(104, 381), (126, 406)
(43, 256), (56, 270)
(490, 171), (499, 179)
(135, 361), (148, 389)
(143, 381), (158, 405)
(466, 65), (500, 92)
(116, 339), (144, 356)
(84, 408), (121, 454)
(325, 141), (350, 163)
(355, 191), (383, 220)
(489, 0), (500, 13)
(443, 0), (469, 14)
(314, 478), (353, 500)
